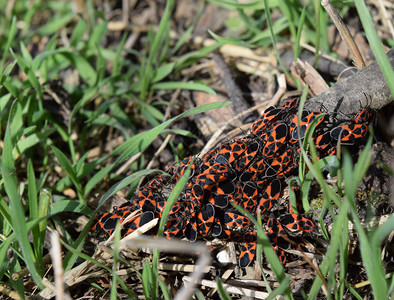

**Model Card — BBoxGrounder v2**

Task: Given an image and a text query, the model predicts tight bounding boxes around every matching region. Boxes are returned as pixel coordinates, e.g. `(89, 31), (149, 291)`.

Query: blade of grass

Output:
(27, 160), (39, 255)
(141, 261), (152, 299)
(69, 18), (87, 48)
(308, 198), (350, 299)
(140, 0), (174, 100)
(294, 7), (306, 61)
(0, 16), (17, 82)
(263, 0), (298, 87)
(113, 102), (230, 164)
(216, 278), (232, 300)
(112, 32), (127, 75)
(151, 81), (216, 95)
(1, 100), (43, 286)
(314, 0), (321, 68)
(37, 11), (74, 35)
(60, 238), (138, 299)
(51, 145), (84, 203)
(342, 136), (389, 298)
(168, 4), (205, 58)
(158, 277), (171, 300)
(355, 0), (394, 96)
(110, 223), (121, 300)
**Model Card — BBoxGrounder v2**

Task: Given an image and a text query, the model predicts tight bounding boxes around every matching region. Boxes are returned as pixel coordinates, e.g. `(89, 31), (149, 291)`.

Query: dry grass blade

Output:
(49, 231), (72, 300)
(321, 0), (366, 68)
(183, 276), (270, 299)
(0, 284), (24, 300)
(40, 217), (158, 298)
(121, 236), (211, 300)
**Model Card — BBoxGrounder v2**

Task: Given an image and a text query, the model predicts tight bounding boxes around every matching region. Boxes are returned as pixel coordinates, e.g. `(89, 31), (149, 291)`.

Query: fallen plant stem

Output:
(321, 0), (366, 69)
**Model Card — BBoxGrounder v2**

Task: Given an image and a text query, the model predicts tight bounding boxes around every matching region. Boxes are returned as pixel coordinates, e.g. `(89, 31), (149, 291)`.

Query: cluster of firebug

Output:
(92, 98), (374, 267)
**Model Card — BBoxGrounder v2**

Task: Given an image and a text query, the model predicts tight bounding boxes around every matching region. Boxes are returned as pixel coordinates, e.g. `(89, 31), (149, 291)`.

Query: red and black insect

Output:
(224, 211), (252, 228)
(266, 216), (291, 264)
(257, 179), (281, 213)
(122, 211), (156, 236)
(233, 139), (260, 172)
(167, 156), (196, 180)
(281, 97), (299, 112)
(265, 149), (294, 178)
(209, 179), (236, 208)
(239, 159), (267, 183)
(262, 123), (288, 159)
(354, 108), (373, 124)
(234, 181), (259, 211)
(252, 106), (282, 138)
(280, 213), (315, 235)
(330, 123), (369, 144)
(196, 203), (216, 237)
(239, 242), (257, 267)
(289, 110), (324, 142)
(314, 131), (333, 152)
(214, 140), (248, 166)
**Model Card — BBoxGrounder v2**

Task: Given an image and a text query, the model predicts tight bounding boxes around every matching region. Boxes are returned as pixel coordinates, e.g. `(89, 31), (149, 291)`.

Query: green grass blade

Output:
(158, 277), (171, 300)
(353, 131), (373, 185)
(1, 100), (43, 286)
(142, 261), (151, 299)
(207, 0), (279, 9)
(0, 194), (12, 228)
(51, 200), (91, 215)
(294, 6), (306, 61)
(50, 145), (84, 202)
(263, 0), (296, 86)
(113, 102), (230, 165)
(151, 81), (216, 95)
(27, 160), (42, 270)
(140, 0), (174, 100)
(27, 159), (38, 230)
(355, 0), (394, 96)
(370, 214), (394, 248)
(112, 32), (127, 75)
(0, 16), (17, 81)
(37, 189), (51, 273)
(15, 127), (56, 156)
(110, 223), (121, 300)
(70, 18), (87, 47)
(151, 62), (175, 83)
(84, 164), (114, 197)
(174, 42), (222, 72)
(10, 49), (43, 100)
(97, 169), (163, 209)
(308, 199), (351, 299)
(342, 143), (388, 298)
(216, 277), (232, 300)
(156, 166), (191, 238)
(37, 11), (74, 35)
(314, 0), (321, 68)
